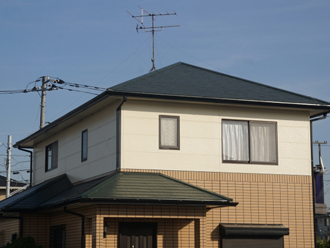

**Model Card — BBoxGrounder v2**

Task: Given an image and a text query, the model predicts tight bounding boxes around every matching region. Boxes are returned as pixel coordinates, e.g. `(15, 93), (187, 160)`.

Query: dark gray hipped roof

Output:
(0, 172), (237, 212)
(109, 62), (330, 107)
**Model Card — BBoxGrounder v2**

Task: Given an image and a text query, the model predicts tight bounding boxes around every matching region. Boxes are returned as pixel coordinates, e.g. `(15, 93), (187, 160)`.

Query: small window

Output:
(159, 115), (180, 150)
(50, 224), (66, 248)
(45, 141), (58, 172)
(11, 233), (17, 241)
(81, 129), (88, 162)
(222, 120), (277, 164)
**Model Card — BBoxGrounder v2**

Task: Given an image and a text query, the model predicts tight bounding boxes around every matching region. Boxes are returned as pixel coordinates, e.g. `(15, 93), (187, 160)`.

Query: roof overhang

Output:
(14, 92), (122, 148)
(109, 90), (330, 118)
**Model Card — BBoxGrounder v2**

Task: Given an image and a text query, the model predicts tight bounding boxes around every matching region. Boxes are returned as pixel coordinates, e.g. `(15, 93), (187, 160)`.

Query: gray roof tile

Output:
(110, 62), (330, 106)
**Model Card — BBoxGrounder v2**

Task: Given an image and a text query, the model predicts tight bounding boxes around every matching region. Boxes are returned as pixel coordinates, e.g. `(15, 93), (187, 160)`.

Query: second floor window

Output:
(222, 120), (277, 164)
(81, 129), (88, 162)
(45, 141), (58, 172)
(159, 115), (180, 150)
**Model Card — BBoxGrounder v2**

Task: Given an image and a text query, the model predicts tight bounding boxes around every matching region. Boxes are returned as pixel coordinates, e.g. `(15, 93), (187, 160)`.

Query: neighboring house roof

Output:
(0, 172), (237, 212)
(14, 62), (330, 148)
(0, 175), (26, 188)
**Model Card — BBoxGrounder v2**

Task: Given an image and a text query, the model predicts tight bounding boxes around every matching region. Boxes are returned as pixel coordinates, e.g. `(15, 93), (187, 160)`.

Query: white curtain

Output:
(250, 122), (276, 163)
(222, 121), (249, 161)
(161, 117), (178, 147)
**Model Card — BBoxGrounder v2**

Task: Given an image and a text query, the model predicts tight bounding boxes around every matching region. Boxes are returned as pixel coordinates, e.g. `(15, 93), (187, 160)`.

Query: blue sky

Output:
(1, 0), (330, 203)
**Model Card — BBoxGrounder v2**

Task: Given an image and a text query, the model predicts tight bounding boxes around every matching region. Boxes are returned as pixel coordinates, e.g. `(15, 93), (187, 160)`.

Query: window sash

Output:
(222, 121), (249, 162)
(159, 116), (180, 149)
(45, 141), (58, 171)
(81, 129), (88, 162)
(250, 121), (277, 163)
(222, 120), (277, 164)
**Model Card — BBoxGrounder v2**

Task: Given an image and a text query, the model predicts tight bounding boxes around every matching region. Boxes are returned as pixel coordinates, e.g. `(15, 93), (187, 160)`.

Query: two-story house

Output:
(0, 62), (329, 248)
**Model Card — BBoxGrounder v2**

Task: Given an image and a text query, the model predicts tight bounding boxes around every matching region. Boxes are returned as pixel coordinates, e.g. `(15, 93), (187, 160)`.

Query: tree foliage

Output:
(5, 236), (43, 248)
(317, 237), (330, 248)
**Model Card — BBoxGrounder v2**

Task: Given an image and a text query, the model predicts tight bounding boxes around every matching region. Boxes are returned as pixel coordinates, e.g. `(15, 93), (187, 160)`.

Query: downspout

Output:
(18, 146), (33, 187)
(310, 113), (327, 248)
(116, 96), (127, 171)
(64, 206), (85, 248)
(0, 213), (23, 238)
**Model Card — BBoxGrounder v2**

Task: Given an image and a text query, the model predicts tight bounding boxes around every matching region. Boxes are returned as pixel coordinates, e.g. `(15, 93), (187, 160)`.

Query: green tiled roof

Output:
(0, 172), (237, 212)
(81, 172), (234, 204)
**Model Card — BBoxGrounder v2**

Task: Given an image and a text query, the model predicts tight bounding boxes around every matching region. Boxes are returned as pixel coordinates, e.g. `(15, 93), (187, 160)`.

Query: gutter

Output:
(110, 91), (330, 113)
(18, 146), (33, 187)
(116, 96), (127, 171)
(0, 213), (23, 238)
(64, 206), (85, 248)
(310, 113), (328, 248)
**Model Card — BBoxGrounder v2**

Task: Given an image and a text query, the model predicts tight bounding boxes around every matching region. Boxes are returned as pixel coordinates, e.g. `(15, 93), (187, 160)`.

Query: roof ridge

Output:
(82, 171), (121, 198)
(109, 62), (183, 91)
(158, 173), (233, 202)
(75, 171), (118, 197)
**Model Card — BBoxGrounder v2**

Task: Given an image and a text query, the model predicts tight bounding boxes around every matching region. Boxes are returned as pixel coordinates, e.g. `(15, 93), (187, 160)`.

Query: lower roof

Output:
(0, 172), (238, 212)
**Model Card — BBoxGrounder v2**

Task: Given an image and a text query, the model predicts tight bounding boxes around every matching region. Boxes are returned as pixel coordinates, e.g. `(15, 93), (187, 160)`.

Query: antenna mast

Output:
(127, 7), (179, 72)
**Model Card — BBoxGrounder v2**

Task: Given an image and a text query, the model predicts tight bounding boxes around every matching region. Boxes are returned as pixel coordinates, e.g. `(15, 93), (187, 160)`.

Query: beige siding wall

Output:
(0, 219), (20, 247)
(0, 189), (6, 201)
(32, 102), (118, 185)
(121, 99), (311, 176)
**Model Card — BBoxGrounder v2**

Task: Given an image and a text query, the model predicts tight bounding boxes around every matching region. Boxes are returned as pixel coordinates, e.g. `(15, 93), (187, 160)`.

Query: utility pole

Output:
(40, 76), (48, 129)
(6, 135), (12, 198)
(313, 140), (327, 173)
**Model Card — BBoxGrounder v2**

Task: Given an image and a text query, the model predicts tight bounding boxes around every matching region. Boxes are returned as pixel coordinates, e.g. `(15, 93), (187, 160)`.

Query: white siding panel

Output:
(32, 102), (118, 185)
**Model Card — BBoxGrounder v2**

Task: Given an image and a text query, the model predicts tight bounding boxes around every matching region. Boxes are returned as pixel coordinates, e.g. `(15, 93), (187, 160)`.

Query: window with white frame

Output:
(45, 141), (58, 172)
(159, 115), (180, 150)
(222, 120), (277, 164)
(81, 129), (88, 162)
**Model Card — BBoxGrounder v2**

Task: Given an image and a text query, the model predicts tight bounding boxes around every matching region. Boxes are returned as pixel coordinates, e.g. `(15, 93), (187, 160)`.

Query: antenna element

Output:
(127, 7), (179, 72)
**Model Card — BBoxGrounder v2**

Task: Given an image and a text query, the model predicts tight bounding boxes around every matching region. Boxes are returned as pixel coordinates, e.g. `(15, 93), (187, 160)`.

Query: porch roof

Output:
(0, 172), (238, 212)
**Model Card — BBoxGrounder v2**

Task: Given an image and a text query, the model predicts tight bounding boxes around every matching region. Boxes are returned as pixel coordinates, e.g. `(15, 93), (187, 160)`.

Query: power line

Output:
(0, 77), (107, 95)
(0, 154), (29, 157)
(58, 87), (99, 95)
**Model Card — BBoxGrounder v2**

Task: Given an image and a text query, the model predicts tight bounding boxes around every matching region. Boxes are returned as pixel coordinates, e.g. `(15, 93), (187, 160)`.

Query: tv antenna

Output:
(127, 6), (179, 72)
